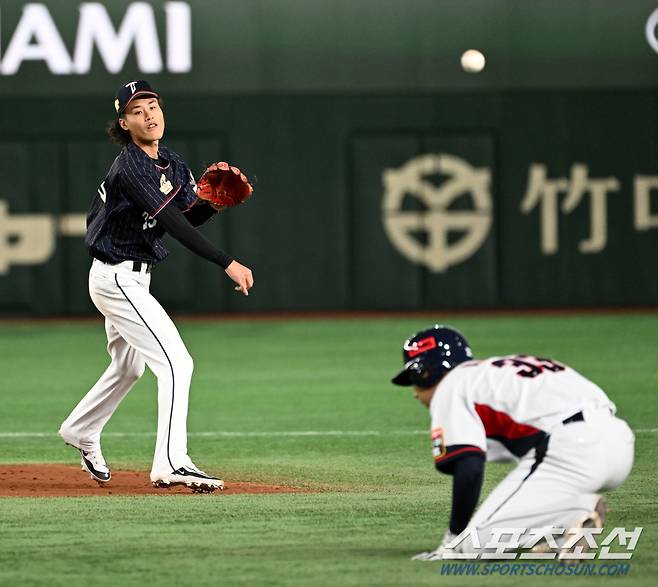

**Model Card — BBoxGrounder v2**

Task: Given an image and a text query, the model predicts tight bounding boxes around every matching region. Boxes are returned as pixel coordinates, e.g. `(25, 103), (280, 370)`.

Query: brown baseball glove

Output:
(197, 162), (254, 208)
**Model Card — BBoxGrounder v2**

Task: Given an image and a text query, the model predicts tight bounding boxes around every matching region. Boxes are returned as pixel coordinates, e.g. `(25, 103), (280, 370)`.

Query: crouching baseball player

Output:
(391, 325), (635, 560)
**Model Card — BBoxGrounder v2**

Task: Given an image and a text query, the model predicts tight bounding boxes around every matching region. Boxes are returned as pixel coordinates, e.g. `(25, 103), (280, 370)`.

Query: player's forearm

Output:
(183, 202), (217, 227)
(449, 455), (485, 535)
(157, 204), (233, 268)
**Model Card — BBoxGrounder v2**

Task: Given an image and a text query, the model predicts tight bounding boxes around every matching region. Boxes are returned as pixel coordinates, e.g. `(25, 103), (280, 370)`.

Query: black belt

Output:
(95, 259), (153, 273)
(562, 411), (584, 425)
(131, 261), (153, 273)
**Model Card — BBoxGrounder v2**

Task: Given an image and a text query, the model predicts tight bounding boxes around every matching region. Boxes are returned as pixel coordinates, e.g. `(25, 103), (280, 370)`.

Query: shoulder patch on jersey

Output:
(434, 444), (486, 473)
(431, 427), (446, 461)
(159, 174), (174, 195)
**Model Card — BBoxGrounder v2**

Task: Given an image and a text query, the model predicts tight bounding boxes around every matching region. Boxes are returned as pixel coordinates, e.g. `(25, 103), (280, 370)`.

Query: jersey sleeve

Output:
(121, 157), (183, 217)
(430, 375), (486, 473)
(174, 165), (199, 213)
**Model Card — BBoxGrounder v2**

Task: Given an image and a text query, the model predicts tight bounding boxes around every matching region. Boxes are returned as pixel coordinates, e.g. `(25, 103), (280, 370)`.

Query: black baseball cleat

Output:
(79, 448), (111, 483)
(59, 429), (111, 484)
(152, 464), (224, 493)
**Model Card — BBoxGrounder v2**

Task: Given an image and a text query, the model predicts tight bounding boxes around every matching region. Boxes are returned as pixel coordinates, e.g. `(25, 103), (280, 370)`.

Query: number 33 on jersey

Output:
(428, 354), (616, 470)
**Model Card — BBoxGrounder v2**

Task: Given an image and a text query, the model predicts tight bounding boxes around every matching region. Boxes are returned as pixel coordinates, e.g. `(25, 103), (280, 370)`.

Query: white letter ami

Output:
(0, 2), (191, 75)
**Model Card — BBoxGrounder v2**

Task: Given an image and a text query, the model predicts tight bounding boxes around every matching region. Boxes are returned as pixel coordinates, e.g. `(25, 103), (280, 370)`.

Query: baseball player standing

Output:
(391, 325), (635, 559)
(59, 80), (253, 492)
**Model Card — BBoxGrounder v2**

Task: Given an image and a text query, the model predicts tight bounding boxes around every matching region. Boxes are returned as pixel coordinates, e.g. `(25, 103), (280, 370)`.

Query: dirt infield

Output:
(0, 465), (309, 497)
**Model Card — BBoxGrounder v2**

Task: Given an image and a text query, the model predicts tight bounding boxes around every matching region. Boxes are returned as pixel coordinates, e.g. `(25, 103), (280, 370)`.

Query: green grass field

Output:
(1, 314), (656, 586)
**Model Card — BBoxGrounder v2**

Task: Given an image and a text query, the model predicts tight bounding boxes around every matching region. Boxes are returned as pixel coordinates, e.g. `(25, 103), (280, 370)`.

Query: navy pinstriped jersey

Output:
(85, 142), (198, 264)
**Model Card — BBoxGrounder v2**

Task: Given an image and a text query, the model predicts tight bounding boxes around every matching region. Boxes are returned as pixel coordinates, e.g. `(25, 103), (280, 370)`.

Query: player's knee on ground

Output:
(452, 528), (492, 555)
(454, 527), (531, 555)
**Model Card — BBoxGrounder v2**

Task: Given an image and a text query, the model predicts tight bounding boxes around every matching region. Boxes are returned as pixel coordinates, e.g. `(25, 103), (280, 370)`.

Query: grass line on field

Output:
(0, 430), (422, 438)
(0, 428), (656, 438)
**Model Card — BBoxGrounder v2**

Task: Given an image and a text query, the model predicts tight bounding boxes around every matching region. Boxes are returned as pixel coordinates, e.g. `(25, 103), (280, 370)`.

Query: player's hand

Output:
(411, 530), (458, 561)
(411, 548), (445, 561)
(225, 260), (254, 296)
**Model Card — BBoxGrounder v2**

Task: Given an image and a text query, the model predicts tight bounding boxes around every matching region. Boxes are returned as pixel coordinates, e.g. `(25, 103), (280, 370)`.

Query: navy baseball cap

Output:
(391, 325), (472, 387)
(114, 80), (159, 115)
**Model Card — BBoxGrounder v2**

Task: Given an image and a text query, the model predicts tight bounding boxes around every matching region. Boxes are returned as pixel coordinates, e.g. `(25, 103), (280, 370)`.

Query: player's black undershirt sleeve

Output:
(448, 454), (485, 535)
(157, 204), (233, 269)
(183, 202), (217, 227)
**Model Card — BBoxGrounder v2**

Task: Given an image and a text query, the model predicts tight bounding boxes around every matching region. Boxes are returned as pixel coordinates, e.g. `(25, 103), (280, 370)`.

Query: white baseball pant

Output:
(60, 259), (196, 480)
(459, 405), (635, 553)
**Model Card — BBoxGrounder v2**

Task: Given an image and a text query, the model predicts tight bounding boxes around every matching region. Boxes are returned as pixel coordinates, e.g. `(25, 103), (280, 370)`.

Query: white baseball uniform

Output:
(60, 259), (197, 481)
(428, 354), (635, 552)
(58, 140), (224, 485)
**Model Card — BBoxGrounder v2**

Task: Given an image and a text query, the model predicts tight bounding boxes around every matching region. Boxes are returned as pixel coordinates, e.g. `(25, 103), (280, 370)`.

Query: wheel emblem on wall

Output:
(382, 153), (492, 272)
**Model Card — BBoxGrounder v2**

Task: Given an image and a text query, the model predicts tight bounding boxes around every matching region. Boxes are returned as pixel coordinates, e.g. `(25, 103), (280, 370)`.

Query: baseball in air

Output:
(460, 49), (486, 73)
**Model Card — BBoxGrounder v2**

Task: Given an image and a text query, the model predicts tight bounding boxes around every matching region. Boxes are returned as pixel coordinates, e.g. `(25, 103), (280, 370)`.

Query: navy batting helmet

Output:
(391, 325), (472, 388)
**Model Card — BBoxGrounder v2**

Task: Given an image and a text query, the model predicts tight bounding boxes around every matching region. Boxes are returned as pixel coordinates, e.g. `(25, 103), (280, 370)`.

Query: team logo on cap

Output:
(404, 336), (437, 358)
(126, 81), (138, 93)
(114, 99), (120, 113)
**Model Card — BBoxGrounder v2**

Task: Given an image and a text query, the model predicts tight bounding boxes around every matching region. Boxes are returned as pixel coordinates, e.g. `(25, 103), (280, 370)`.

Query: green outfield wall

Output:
(2, 0), (658, 92)
(1, 91), (657, 314)
(0, 1), (657, 314)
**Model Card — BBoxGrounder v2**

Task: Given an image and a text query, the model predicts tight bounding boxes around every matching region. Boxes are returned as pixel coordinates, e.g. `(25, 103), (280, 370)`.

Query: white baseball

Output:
(460, 49), (486, 73)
